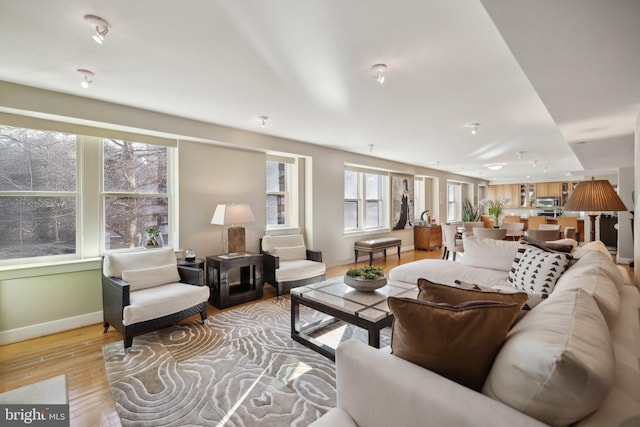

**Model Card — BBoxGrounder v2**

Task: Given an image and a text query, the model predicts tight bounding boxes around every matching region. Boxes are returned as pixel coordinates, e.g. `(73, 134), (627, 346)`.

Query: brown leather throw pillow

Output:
(388, 296), (522, 392)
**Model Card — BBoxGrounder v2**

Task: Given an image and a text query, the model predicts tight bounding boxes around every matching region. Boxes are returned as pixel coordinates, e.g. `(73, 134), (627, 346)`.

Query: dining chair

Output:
(527, 229), (561, 241)
(463, 221), (485, 234)
(527, 216), (547, 231)
(441, 224), (464, 261)
(539, 224), (560, 231)
(472, 227), (507, 240)
(557, 216), (579, 240)
(500, 222), (524, 241)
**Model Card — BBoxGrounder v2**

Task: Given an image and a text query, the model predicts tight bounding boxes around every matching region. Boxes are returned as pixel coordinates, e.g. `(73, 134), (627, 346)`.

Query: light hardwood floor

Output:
(0, 248), (442, 427)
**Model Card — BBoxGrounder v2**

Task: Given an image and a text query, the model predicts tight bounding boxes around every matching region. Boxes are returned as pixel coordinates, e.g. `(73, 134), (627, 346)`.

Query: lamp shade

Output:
(564, 178), (627, 212)
(211, 204), (256, 225)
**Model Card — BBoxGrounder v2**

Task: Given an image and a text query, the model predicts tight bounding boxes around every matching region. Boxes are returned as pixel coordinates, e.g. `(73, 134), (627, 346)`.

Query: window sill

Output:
(343, 228), (392, 238)
(0, 258), (102, 281)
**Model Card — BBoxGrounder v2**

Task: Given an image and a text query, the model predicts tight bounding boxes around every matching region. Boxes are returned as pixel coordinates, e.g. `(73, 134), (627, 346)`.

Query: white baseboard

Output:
(0, 311), (103, 345)
(616, 256), (633, 264)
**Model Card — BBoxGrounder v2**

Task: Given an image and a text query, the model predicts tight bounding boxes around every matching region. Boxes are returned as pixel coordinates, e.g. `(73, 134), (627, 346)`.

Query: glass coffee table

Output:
(290, 277), (418, 361)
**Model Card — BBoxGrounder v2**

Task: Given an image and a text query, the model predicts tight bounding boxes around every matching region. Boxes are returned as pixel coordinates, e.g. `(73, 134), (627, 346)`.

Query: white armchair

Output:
(102, 248), (210, 350)
(261, 234), (326, 297)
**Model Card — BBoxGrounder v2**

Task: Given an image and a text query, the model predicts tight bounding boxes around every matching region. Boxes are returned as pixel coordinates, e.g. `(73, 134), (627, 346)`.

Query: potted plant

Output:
(145, 226), (161, 248)
(462, 199), (481, 222)
(344, 266), (387, 292)
(481, 198), (510, 228)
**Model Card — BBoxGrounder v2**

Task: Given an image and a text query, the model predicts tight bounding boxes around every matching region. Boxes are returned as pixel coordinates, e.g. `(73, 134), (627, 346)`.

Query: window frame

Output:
(0, 118), (177, 267)
(266, 155), (299, 230)
(344, 166), (390, 234)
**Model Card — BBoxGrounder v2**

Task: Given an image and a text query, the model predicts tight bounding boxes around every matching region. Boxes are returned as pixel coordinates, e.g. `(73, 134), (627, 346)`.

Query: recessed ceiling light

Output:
(469, 123), (480, 135)
(486, 163), (505, 171)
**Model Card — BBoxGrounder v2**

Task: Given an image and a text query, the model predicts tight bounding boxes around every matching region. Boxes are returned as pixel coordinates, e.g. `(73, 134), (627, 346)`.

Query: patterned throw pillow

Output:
(508, 246), (572, 309)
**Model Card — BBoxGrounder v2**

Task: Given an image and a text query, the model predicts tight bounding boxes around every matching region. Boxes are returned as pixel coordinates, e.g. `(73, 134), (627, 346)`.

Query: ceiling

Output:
(0, 0), (638, 183)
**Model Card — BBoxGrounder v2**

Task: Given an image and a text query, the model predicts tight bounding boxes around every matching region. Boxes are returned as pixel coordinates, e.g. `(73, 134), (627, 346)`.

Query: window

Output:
(103, 139), (170, 250)
(414, 177), (425, 218)
(266, 156), (298, 229)
(0, 122), (176, 264)
(447, 182), (462, 222)
(344, 167), (389, 232)
(0, 126), (78, 261)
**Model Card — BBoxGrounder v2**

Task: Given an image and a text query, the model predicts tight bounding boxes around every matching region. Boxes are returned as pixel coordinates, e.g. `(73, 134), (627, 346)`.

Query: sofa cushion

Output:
(418, 278), (528, 308)
(273, 245), (307, 261)
(483, 289), (615, 427)
(461, 234), (519, 272)
(388, 259), (509, 288)
(275, 259), (326, 282)
(122, 264), (181, 291)
(388, 296), (522, 391)
(122, 282), (210, 326)
(103, 248), (177, 278)
(261, 234), (305, 252)
(552, 250), (621, 327)
(507, 245), (572, 309)
(520, 236), (576, 253)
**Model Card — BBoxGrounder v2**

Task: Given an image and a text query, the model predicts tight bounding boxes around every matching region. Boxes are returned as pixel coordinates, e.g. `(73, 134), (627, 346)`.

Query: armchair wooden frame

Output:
(261, 243), (325, 297)
(102, 260), (208, 350)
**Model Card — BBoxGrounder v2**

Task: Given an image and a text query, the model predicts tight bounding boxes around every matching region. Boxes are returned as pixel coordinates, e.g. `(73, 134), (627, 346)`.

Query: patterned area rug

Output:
(103, 297), (386, 426)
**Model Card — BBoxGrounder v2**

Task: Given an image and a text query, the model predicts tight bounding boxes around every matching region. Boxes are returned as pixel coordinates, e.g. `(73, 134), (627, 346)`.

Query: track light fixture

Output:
(77, 69), (94, 88)
(259, 116), (269, 127)
(371, 64), (387, 84)
(84, 15), (109, 44)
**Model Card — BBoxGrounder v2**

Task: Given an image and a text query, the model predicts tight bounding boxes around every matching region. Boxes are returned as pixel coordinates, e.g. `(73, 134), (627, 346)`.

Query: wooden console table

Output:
(414, 225), (442, 251)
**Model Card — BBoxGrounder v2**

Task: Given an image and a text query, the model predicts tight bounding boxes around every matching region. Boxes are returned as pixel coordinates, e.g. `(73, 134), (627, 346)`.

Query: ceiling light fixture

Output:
(371, 64), (387, 84)
(368, 144), (374, 152)
(84, 15), (109, 44)
(486, 163), (505, 171)
(77, 69), (94, 88)
(259, 116), (269, 127)
(516, 151), (524, 159)
(531, 160), (538, 167)
(469, 123), (480, 135)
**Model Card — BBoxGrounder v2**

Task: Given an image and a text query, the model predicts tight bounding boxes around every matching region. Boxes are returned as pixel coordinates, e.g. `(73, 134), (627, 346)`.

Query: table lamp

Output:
(211, 204), (256, 254)
(563, 177), (627, 242)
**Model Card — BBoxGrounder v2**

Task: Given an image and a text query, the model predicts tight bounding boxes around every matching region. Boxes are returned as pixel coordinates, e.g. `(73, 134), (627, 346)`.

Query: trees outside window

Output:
(103, 139), (169, 250)
(0, 126), (77, 260)
(0, 124), (175, 263)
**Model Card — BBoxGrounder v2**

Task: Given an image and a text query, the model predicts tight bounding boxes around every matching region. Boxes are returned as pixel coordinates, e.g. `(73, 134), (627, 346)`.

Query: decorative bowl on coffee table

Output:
(344, 266), (387, 292)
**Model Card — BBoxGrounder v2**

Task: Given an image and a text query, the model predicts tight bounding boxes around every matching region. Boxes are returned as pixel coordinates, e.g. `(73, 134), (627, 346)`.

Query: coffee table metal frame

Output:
(290, 279), (417, 361)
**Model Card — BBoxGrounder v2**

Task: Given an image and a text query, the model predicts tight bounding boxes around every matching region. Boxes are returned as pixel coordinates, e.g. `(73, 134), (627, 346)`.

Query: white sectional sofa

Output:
(311, 238), (640, 427)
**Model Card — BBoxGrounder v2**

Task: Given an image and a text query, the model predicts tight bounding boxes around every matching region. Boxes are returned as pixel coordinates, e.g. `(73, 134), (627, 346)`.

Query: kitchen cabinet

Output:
(537, 182), (562, 198)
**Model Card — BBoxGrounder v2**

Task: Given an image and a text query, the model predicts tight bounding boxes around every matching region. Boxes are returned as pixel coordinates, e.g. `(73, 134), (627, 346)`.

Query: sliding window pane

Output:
(266, 194), (286, 225)
(103, 139), (167, 193)
(344, 201), (358, 230)
(344, 170), (358, 199)
(104, 196), (168, 249)
(0, 196), (76, 259)
(365, 201), (380, 228)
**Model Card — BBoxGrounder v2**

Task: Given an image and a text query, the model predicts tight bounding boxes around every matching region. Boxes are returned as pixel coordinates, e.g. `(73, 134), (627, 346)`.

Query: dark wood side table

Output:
(177, 258), (205, 270)
(206, 254), (263, 309)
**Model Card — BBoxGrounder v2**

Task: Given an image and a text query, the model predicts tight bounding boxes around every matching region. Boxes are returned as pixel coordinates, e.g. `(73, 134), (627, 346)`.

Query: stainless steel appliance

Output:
(536, 197), (560, 208)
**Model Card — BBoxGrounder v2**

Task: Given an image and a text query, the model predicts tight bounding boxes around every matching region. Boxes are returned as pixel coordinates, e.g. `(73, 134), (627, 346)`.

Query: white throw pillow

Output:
(122, 264), (181, 291)
(461, 234), (518, 272)
(273, 245), (307, 261)
(483, 289), (615, 427)
(507, 243), (572, 309)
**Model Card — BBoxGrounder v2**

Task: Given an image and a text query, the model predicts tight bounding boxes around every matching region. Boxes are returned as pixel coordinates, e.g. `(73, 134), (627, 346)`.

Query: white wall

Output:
(0, 81), (488, 342)
(617, 166), (634, 263)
